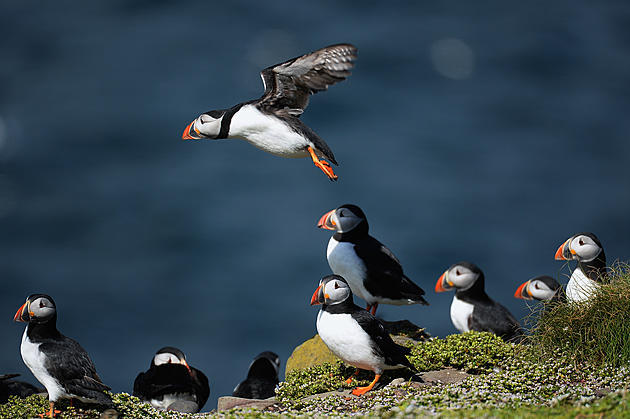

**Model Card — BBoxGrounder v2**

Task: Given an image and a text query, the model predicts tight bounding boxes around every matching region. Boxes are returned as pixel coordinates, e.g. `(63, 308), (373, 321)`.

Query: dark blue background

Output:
(1, 0), (629, 411)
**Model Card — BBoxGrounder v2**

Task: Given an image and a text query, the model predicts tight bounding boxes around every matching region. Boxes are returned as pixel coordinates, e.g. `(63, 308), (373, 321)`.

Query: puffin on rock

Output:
(232, 351), (280, 399)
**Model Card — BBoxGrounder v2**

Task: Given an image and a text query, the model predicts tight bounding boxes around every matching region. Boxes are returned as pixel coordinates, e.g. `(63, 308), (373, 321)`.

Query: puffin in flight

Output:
(435, 262), (523, 342)
(133, 347), (209, 413)
(232, 351), (280, 399)
(311, 274), (417, 396)
(14, 294), (112, 418)
(514, 275), (564, 302)
(182, 43), (358, 181)
(554, 232), (607, 303)
(317, 204), (428, 315)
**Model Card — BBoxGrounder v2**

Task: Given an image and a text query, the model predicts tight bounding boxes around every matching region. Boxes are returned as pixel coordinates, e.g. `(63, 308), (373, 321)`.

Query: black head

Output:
(247, 351), (281, 379)
(435, 261), (484, 293)
(14, 294), (57, 325)
(554, 232), (604, 263)
(317, 204), (368, 234)
(152, 347), (191, 373)
(310, 274), (352, 306)
(514, 275), (562, 301)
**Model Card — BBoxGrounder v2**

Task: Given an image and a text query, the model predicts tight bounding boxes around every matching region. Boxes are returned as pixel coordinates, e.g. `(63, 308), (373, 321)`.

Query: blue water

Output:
(1, 0), (629, 411)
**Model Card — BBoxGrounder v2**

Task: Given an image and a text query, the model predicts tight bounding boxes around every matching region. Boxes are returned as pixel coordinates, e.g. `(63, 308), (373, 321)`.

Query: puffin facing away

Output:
(514, 275), (564, 302)
(435, 262), (523, 342)
(133, 347), (209, 413)
(318, 204), (428, 315)
(182, 43), (358, 181)
(554, 232), (607, 303)
(14, 294), (112, 418)
(232, 351), (280, 399)
(311, 274), (417, 396)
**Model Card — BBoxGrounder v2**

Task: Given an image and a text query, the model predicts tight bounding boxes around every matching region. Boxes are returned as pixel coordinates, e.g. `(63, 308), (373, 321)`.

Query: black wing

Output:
(190, 367), (209, 411)
(233, 377), (277, 399)
(350, 309), (415, 370)
(258, 43), (357, 116)
(133, 364), (194, 400)
(468, 302), (524, 342)
(354, 236), (428, 304)
(40, 337), (111, 404)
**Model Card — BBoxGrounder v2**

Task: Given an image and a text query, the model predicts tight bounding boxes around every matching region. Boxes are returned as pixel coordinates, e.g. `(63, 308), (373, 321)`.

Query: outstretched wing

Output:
(259, 43), (357, 116)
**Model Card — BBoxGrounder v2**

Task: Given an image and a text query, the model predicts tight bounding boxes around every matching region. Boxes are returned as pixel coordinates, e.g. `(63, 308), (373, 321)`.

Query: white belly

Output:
(566, 268), (598, 303)
(150, 392), (197, 411)
(20, 328), (66, 402)
(228, 104), (310, 158)
(316, 310), (388, 373)
(326, 238), (373, 304)
(450, 296), (474, 333)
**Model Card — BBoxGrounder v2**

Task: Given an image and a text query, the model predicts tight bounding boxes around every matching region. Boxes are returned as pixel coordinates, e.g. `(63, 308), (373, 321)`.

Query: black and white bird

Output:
(317, 204), (428, 315)
(435, 262), (523, 342)
(182, 43), (358, 181)
(14, 294), (111, 418)
(232, 351), (280, 399)
(554, 232), (607, 303)
(514, 275), (564, 302)
(0, 373), (42, 404)
(310, 274), (417, 396)
(133, 347), (209, 413)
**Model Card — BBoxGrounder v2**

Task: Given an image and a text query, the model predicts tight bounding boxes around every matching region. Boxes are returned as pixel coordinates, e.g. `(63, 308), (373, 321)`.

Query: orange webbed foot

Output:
(351, 373), (381, 396)
(344, 368), (359, 384)
(307, 146), (338, 181)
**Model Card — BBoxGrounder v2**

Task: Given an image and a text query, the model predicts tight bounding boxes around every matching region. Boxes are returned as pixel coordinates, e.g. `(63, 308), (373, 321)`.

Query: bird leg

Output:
(307, 146), (338, 181)
(352, 374), (381, 396)
(38, 401), (61, 418)
(344, 368), (360, 384)
(369, 303), (379, 316)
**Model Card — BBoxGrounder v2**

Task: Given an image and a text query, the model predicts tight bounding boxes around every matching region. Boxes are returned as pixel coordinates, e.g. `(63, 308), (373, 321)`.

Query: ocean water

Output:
(1, 0), (629, 411)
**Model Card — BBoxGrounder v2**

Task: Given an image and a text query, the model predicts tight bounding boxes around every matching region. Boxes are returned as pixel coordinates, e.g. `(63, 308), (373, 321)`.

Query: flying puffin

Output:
(435, 262), (523, 342)
(182, 43), (358, 181)
(14, 294), (111, 418)
(133, 347), (209, 413)
(232, 351), (280, 399)
(317, 204), (428, 315)
(311, 274), (417, 396)
(514, 275), (564, 302)
(554, 232), (607, 303)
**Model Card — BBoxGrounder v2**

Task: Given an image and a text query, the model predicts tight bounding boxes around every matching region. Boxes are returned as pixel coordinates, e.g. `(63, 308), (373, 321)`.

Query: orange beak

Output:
(182, 121), (199, 140)
(514, 280), (532, 299)
(310, 285), (322, 305)
(317, 210), (336, 230)
(435, 271), (451, 293)
(554, 238), (573, 260)
(181, 360), (192, 375)
(14, 301), (28, 322)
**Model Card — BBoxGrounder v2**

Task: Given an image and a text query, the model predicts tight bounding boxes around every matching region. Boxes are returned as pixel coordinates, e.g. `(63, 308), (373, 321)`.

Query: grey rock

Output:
(217, 395), (276, 411)
(420, 368), (469, 384)
(167, 400), (199, 413)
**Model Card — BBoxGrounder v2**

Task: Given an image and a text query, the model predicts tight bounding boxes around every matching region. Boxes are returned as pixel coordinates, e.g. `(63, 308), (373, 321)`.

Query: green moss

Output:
(0, 394), (103, 419)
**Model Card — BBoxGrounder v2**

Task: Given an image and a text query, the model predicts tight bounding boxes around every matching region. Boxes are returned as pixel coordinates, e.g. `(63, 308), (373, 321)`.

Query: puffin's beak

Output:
(182, 120), (201, 140)
(514, 280), (532, 300)
(317, 210), (336, 230)
(310, 285), (323, 305)
(181, 360), (192, 375)
(435, 271), (452, 293)
(554, 238), (574, 260)
(14, 300), (30, 323)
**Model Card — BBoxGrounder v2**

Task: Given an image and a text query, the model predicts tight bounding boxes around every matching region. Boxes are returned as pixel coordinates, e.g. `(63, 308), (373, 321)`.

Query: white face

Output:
(29, 297), (56, 321)
(446, 265), (479, 290)
(153, 352), (185, 366)
(527, 279), (558, 301)
(569, 235), (602, 262)
(322, 278), (351, 305)
(193, 113), (223, 139)
(331, 207), (363, 233)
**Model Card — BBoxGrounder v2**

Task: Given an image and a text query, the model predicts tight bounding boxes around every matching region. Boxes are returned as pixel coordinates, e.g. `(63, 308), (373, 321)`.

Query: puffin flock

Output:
(5, 44), (611, 416)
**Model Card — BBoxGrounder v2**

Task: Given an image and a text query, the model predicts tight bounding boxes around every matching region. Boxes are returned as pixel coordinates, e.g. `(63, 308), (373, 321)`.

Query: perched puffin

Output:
(182, 43), (358, 181)
(133, 347), (209, 413)
(514, 275), (564, 302)
(554, 232), (607, 303)
(435, 262), (523, 342)
(14, 294), (111, 418)
(0, 373), (42, 403)
(311, 274), (417, 396)
(317, 204), (428, 315)
(232, 351), (280, 399)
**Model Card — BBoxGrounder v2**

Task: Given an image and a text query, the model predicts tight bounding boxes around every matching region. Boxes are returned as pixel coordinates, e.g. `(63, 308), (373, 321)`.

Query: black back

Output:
(232, 352), (279, 399)
(133, 364), (209, 412)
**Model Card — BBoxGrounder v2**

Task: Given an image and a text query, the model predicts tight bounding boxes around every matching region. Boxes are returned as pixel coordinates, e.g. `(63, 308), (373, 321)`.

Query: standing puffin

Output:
(514, 275), (564, 302)
(435, 262), (523, 341)
(133, 347), (209, 413)
(14, 294), (111, 418)
(182, 43), (358, 181)
(554, 232), (607, 303)
(317, 204), (428, 315)
(311, 274), (417, 396)
(232, 351), (280, 399)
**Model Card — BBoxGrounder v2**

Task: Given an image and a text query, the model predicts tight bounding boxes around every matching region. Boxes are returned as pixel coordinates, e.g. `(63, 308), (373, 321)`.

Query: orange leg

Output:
(38, 401), (61, 418)
(307, 146), (338, 181)
(352, 374), (381, 396)
(345, 368), (359, 384)
(370, 303), (378, 316)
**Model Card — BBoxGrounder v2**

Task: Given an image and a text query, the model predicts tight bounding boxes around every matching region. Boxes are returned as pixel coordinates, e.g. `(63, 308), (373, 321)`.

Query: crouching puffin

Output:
(14, 294), (112, 418)
(133, 347), (209, 413)
(182, 43), (358, 181)
(514, 275), (564, 302)
(232, 351), (280, 399)
(554, 232), (607, 303)
(311, 274), (417, 396)
(435, 262), (523, 342)
(317, 204), (428, 315)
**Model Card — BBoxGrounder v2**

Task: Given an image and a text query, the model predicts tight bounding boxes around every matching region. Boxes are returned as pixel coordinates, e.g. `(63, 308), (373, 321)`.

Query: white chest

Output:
(20, 328), (65, 401)
(326, 238), (372, 303)
(150, 392), (197, 411)
(228, 105), (310, 158)
(450, 296), (474, 333)
(566, 267), (598, 303)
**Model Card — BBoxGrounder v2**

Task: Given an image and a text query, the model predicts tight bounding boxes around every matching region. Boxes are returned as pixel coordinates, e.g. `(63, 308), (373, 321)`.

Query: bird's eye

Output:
(456, 270), (461, 276)
(39, 301), (45, 308)
(338, 212), (345, 218)
(334, 282), (340, 289)
(534, 283), (540, 289)
(579, 239), (584, 246)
